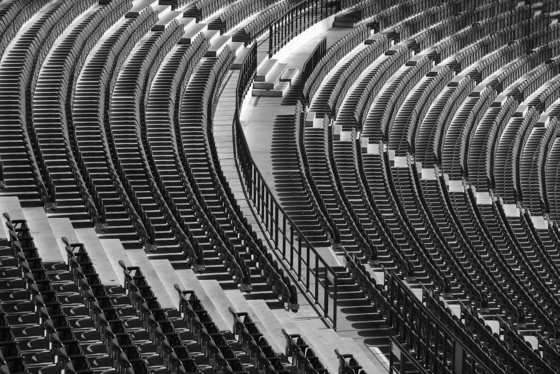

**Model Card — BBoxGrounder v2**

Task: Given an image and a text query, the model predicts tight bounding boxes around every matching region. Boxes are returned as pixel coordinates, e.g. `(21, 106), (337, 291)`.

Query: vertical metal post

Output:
(269, 25), (273, 57)
(265, 191), (269, 232)
(333, 274), (337, 330)
(275, 206), (279, 246)
(315, 254), (319, 304)
(290, 227), (294, 268)
(283, 216), (287, 256)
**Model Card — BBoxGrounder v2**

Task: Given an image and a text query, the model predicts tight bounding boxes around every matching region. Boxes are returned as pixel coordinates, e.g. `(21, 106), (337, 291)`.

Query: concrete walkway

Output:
(240, 27), (355, 202)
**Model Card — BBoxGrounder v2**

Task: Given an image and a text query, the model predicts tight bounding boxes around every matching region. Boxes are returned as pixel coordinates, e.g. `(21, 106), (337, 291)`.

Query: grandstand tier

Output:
(2, 0), (560, 373)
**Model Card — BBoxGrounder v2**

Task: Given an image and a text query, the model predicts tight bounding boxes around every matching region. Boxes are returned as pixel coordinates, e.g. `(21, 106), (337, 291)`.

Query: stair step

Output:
(254, 63), (288, 89)
(74, 227), (121, 286)
(175, 269), (231, 332)
(24, 206), (65, 264)
(272, 307), (337, 373)
(247, 299), (289, 356)
(199, 279), (237, 332)
(47, 217), (80, 262)
(151, 259), (188, 310)
(99, 238), (133, 287)
(255, 59), (280, 82)
(0, 196), (24, 243)
(225, 289), (284, 355)
(125, 248), (176, 309)
(253, 81), (290, 97)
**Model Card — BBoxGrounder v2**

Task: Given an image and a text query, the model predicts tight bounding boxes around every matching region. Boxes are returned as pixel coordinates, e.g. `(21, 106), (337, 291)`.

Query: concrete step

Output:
(125, 248), (176, 309)
(24, 207), (66, 264)
(74, 227), (121, 286)
(150, 259), (187, 310)
(206, 35), (231, 56)
(48, 217), (79, 263)
(340, 338), (386, 374)
(291, 315), (345, 373)
(204, 29), (221, 44)
(306, 111), (317, 127)
(255, 59), (279, 82)
(175, 269), (231, 332)
(272, 307), (337, 373)
(230, 41), (245, 57)
(247, 300), (289, 357)
(180, 22), (208, 44)
(127, 0), (158, 18)
(254, 62), (288, 89)
(224, 289), (284, 355)
(99, 238), (133, 287)
(280, 67), (299, 85)
(0, 196), (24, 243)
(199, 279), (237, 332)
(154, 4), (172, 18)
(152, 10), (193, 31)
(252, 80), (290, 97)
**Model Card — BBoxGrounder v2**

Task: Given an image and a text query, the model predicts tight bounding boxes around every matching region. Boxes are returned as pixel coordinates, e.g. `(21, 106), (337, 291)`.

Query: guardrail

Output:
(388, 337), (430, 374)
(389, 274), (502, 374)
(301, 37), (326, 84)
(268, 0), (339, 57)
(233, 42), (338, 329)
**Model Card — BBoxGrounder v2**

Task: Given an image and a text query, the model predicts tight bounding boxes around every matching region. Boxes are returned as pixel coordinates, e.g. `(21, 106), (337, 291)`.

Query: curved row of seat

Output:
(302, 24), (370, 106)
(32, 0), (131, 231)
(229, 307), (290, 374)
(291, 0), (560, 371)
(0, 0), (99, 209)
(0, 208), (314, 374)
(0, 0), (303, 323)
(286, 102), (336, 248)
(184, 0), (236, 22)
(145, 34), (210, 269)
(0, 0), (50, 69)
(232, 1), (289, 45)
(209, 0), (276, 35)
(7, 0), (560, 372)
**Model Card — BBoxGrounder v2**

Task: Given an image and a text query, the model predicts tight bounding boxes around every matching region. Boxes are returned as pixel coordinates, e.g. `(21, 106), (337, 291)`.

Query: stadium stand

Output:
(4, 0), (560, 373)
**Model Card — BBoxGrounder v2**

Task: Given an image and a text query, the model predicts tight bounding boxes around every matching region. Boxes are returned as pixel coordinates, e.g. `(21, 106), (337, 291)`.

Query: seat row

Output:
(302, 24), (370, 106)
(184, 0), (236, 22)
(0, 0), (98, 209)
(302, 117), (376, 259)
(209, 0), (276, 35)
(0, 0), (50, 64)
(293, 0), (560, 370)
(381, 2), (452, 44)
(282, 330), (330, 374)
(232, 1), (289, 45)
(72, 6), (158, 250)
(278, 102), (335, 248)
(159, 0), (192, 11)
(32, 0), (130, 231)
(229, 307), (291, 374)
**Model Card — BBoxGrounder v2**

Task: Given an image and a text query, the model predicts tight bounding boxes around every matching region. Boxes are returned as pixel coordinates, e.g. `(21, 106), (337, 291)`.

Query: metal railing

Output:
(301, 37), (326, 84)
(268, 0), (339, 57)
(232, 42), (338, 329)
(389, 274), (503, 374)
(388, 337), (430, 374)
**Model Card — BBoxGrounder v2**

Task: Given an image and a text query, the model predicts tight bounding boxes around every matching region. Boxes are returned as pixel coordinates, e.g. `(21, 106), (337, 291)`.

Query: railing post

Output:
(333, 274), (337, 330)
(290, 226), (294, 267)
(315, 253), (319, 304)
(282, 215), (287, 256)
(269, 25), (273, 57)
